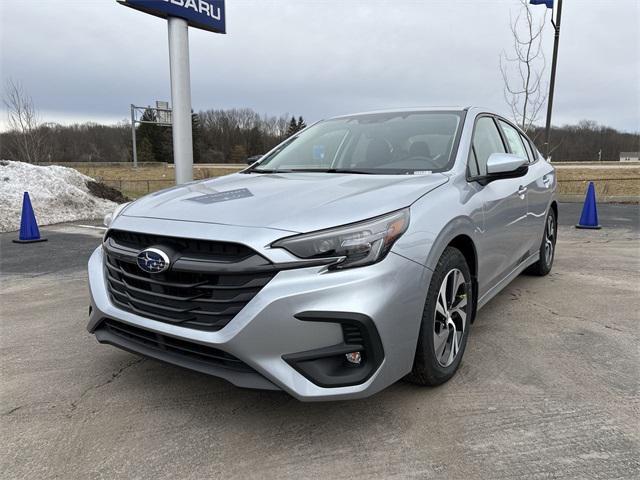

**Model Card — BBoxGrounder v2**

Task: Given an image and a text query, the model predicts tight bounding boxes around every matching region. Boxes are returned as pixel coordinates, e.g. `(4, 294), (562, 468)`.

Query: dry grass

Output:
(555, 165), (640, 197)
(67, 162), (640, 200)
(71, 164), (244, 198)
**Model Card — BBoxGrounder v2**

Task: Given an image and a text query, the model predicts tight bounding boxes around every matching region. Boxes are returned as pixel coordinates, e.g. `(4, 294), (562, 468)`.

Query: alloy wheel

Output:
(544, 214), (555, 266)
(433, 268), (468, 367)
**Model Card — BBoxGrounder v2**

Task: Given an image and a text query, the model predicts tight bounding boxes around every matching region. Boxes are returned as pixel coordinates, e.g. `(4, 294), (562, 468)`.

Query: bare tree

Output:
(500, 0), (548, 133)
(3, 79), (49, 163)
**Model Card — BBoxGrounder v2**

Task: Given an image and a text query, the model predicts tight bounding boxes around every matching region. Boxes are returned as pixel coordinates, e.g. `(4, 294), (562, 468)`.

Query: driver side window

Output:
(468, 116), (506, 177)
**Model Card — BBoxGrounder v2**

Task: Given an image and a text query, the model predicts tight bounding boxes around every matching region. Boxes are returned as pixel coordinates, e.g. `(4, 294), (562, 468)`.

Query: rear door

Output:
(468, 116), (530, 298)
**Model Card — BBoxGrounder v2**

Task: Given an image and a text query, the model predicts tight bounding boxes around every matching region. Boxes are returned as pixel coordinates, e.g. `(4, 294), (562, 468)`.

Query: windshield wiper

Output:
(286, 168), (375, 174)
(244, 168), (293, 174)
(246, 168), (379, 175)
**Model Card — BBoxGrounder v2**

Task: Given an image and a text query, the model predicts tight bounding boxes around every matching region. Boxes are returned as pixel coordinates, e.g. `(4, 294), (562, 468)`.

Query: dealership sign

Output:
(118, 0), (226, 34)
(117, 0), (226, 184)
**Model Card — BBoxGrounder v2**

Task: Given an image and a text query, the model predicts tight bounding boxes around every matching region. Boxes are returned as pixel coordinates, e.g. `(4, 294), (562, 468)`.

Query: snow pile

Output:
(0, 160), (117, 232)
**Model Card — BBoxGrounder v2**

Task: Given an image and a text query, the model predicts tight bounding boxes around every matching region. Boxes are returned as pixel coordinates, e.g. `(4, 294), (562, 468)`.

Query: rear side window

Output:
(468, 117), (506, 177)
(498, 120), (528, 160)
(519, 133), (536, 163)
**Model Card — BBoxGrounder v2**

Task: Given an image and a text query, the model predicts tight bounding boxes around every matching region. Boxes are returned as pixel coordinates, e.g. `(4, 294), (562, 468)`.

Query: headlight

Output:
(272, 208), (410, 269)
(104, 202), (131, 227)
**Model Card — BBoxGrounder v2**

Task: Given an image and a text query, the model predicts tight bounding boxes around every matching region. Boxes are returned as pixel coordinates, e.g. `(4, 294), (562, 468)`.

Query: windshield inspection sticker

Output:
(313, 145), (326, 161)
(185, 188), (254, 204)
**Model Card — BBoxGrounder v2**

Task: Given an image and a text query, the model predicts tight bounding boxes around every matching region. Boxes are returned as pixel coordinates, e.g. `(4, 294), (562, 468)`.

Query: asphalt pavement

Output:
(558, 202), (639, 230)
(1, 205), (639, 479)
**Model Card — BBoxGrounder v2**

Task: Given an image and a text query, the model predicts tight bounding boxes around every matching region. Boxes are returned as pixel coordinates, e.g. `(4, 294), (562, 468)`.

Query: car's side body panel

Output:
(395, 108), (556, 308)
(525, 158), (557, 250)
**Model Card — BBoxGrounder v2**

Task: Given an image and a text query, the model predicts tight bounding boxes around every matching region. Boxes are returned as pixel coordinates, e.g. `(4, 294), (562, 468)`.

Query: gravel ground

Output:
(1, 206), (638, 480)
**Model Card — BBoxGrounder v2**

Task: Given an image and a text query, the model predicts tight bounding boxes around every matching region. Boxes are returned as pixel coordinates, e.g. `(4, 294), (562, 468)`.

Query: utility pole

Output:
(543, 0), (563, 158)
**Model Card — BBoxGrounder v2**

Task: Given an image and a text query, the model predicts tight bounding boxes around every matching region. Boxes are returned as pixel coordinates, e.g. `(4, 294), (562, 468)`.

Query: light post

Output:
(530, 0), (563, 158)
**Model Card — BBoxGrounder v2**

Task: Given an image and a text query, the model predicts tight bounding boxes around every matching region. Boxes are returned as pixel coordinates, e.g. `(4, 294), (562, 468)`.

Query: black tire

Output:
(525, 207), (557, 276)
(407, 247), (473, 386)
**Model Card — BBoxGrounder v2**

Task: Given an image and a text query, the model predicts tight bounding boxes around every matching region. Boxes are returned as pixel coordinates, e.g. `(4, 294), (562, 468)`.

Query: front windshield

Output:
(251, 111), (465, 174)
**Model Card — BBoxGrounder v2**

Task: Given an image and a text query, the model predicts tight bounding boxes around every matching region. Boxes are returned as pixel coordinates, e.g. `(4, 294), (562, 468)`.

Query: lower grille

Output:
(102, 319), (254, 373)
(104, 230), (278, 331)
(342, 323), (365, 345)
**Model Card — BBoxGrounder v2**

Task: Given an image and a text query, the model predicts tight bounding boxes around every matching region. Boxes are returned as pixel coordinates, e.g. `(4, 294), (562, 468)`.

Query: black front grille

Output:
(104, 230), (278, 331)
(102, 319), (254, 372)
(109, 230), (253, 261)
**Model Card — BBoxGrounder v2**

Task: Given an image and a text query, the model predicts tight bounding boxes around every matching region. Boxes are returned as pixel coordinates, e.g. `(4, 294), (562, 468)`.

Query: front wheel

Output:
(526, 207), (557, 276)
(407, 247), (472, 386)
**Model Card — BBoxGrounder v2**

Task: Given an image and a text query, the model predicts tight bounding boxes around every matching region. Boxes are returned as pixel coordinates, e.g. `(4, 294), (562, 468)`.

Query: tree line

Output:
(0, 108), (309, 164)
(1, 112), (637, 164)
(2, 115), (637, 164)
(528, 121), (640, 162)
(0, 78), (637, 163)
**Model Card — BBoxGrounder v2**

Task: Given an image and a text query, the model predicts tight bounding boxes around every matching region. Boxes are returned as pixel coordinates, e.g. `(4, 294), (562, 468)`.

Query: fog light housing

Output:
(283, 312), (384, 388)
(345, 351), (362, 365)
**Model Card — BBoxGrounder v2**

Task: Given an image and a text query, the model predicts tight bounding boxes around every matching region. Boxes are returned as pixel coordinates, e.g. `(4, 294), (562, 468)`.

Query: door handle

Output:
(543, 174), (552, 187)
(517, 186), (528, 196)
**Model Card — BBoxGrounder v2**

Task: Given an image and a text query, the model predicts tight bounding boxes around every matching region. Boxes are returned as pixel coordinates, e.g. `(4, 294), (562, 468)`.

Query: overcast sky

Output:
(1, 0), (638, 132)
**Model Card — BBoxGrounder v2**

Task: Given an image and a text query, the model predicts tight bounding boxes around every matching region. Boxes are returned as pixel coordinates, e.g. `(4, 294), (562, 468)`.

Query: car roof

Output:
(329, 106), (472, 120)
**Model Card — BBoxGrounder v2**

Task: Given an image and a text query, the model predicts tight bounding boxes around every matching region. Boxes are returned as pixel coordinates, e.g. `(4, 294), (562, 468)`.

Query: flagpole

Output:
(543, 0), (563, 158)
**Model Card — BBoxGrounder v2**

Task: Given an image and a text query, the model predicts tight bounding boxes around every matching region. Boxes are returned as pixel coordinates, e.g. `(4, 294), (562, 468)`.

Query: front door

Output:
(467, 116), (530, 299)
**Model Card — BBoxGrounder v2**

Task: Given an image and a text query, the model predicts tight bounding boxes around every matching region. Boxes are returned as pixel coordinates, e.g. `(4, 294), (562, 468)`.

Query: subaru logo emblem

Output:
(137, 248), (170, 274)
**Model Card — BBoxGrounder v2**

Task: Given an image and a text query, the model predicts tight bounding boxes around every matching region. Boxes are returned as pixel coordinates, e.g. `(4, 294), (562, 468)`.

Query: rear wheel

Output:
(526, 208), (557, 276)
(407, 247), (472, 386)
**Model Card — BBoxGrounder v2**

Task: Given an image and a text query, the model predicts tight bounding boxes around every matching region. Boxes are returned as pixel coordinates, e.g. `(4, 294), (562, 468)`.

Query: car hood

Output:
(122, 172), (449, 233)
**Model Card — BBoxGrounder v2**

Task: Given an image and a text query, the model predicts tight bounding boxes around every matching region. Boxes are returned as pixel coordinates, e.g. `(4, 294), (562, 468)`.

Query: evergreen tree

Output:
(136, 108), (158, 163)
(136, 137), (155, 163)
(285, 116), (298, 138)
(137, 107), (173, 164)
(297, 116), (307, 131)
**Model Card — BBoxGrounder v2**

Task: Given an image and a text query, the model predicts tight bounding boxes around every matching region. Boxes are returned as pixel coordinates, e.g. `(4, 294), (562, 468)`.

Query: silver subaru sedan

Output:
(87, 107), (557, 401)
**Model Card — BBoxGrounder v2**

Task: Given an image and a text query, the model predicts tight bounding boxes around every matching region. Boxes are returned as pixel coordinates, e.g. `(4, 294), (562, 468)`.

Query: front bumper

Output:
(87, 238), (431, 401)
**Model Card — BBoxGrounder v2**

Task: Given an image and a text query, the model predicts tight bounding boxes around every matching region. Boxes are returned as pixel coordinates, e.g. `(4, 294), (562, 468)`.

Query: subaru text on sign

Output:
(117, 0), (226, 34)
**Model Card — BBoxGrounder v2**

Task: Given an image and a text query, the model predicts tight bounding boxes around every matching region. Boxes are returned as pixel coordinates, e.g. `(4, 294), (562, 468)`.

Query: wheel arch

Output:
(550, 200), (558, 221)
(423, 218), (479, 324)
(447, 234), (478, 324)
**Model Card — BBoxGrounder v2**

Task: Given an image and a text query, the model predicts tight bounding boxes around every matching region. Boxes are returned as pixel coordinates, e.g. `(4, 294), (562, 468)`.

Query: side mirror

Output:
(485, 153), (528, 180)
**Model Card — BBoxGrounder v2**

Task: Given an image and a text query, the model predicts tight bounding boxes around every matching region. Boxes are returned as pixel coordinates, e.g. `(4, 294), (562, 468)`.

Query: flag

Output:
(530, 0), (553, 8)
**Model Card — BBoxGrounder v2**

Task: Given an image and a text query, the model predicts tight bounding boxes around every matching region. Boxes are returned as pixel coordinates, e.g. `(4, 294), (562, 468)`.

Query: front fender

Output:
(392, 179), (483, 271)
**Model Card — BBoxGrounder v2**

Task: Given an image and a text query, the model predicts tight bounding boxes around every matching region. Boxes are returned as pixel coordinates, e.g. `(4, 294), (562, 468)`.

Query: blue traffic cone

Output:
(13, 192), (48, 243)
(575, 181), (601, 229)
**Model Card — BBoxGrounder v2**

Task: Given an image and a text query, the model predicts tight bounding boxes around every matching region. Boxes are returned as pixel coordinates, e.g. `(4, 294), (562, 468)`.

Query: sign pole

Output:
(543, 0), (563, 158)
(167, 16), (194, 184)
(118, 0), (225, 181)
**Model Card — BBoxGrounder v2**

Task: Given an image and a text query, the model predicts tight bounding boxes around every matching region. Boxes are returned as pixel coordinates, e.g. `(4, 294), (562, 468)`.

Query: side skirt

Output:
(477, 252), (539, 310)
